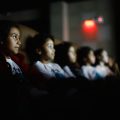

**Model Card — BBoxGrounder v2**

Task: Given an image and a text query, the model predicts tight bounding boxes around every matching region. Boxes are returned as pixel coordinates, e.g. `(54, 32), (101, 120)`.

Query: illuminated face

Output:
(101, 50), (109, 64)
(87, 50), (95, 64)
(41, 39), (55, 62)
(6, 27), (21, 54)
(68, 46), (77, 63)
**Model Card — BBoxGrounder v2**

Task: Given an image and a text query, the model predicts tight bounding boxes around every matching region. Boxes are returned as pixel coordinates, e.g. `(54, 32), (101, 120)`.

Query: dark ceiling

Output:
(0, 0), (90, 13)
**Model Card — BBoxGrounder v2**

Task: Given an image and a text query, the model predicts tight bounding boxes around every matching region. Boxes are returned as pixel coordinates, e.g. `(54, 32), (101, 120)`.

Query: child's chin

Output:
(13, 50), (19, 54)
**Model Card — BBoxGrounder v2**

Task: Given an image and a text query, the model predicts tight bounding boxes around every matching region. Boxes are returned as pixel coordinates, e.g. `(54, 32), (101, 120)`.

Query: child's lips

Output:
(15, 47), (19, 49)
(15, 46), (20, 48)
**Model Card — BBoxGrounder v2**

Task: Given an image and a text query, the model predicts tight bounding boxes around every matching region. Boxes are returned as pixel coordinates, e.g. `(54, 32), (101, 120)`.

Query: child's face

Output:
(41, 39), (55, 61)
(6, 27), (21, 54)
(87, 50), (95, 64)
(68, 46), (76, 63)
(101, 50), (109, 64)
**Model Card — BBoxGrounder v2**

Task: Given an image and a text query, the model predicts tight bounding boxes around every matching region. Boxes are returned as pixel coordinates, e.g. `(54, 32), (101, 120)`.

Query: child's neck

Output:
(40, 59), (51, 64)
(86, 63), (91, 66)
(5, 55), (11, 59)
(99, 61), (105, 66)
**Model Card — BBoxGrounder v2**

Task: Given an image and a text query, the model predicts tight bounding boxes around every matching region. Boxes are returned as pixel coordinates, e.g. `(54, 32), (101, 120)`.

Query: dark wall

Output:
(0, 1), (50, 34)
(0, 0), (119, 59)
(112, 0), (120, 63)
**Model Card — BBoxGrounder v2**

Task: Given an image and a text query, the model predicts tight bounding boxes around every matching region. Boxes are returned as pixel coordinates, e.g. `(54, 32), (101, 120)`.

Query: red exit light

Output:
(82, 20), (98, 40)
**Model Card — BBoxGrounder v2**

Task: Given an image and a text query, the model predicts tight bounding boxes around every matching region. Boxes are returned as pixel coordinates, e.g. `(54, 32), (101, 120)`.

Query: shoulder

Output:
(81, 65), (95, 72)
(63, 65), (71, 71)
(81, 65), (89, 70)
(33, 61), (44, 68)
(51, 63), (63, 69)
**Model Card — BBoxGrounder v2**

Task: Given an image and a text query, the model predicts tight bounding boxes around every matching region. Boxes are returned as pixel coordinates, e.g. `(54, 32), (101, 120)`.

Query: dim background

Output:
(0, 0), (119, 64)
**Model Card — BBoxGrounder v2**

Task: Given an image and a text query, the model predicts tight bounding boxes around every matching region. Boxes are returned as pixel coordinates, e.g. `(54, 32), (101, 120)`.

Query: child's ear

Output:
(36, 48), (41, 55)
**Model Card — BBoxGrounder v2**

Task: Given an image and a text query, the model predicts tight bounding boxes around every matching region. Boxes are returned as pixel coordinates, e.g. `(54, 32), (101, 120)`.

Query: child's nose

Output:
(17, 39), (21, 45)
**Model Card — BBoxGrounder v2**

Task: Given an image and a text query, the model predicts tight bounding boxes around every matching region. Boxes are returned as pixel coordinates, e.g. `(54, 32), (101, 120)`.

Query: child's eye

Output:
(12, 35), (17, 39)
(9, 33), (20, 40)
(48, 45), (53, 49)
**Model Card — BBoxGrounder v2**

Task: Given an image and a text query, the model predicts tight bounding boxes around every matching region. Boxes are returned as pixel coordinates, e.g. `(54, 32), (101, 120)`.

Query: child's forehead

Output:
(89, 50), (94, 54)
(45, 38), (54, 44)
(9, 27), (20, 34)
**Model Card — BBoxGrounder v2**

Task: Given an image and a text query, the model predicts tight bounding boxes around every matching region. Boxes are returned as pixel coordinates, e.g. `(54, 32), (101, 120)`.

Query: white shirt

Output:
(95, 65), (113, 78)
(6, 58), (23, 75)
(80, 65), (97, 80)
(32, 61), (69, 80)
(63, 66), (76, 78)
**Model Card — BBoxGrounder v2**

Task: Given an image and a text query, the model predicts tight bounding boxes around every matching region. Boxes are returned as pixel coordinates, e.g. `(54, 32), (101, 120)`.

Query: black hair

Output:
(32, 33), (54, 50)
(25, 33), (55, 64)
(77, 46), (93, 66)
(0, 20), (20, 44)
(54, 42), (74, 67)
(0, 20), (20, 63)
(94, 48), (105, 64)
